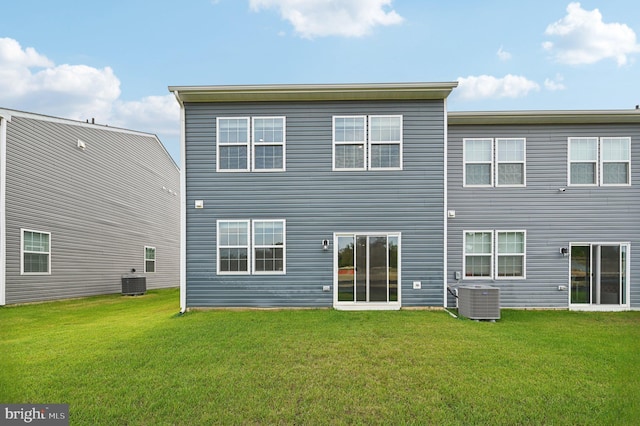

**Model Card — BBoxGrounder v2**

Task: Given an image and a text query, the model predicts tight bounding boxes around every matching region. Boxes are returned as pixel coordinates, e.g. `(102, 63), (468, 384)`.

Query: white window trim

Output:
(216, 117), (250, 173)
(567, 137), (598, 186)
(217, 219), (286, 275)
(332, 115), (403, 171)
(495, 230), (527, 280)
(600, 137), (631, 187)
(251, 116), (286, 173)
(463, 230), (494, 280)
(463, 138), (527, 187)
(332, 115), (367, 171)
(20, 228), (51, 276)
(252, 219), (286, 275)
(144, 246), (156, 274)
(463, 230), (527, 280)
(368, 115), (403, 171)
(216, 116), (286, 172)
(568, 137), (631, 187)
(495, 138), (526, 187)
(217, 219), (251, 275)
(463, 138), (493, 187)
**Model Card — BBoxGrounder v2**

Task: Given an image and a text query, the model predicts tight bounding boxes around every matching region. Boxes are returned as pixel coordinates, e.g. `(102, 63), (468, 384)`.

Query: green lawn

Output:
(1, 288), (639, 425)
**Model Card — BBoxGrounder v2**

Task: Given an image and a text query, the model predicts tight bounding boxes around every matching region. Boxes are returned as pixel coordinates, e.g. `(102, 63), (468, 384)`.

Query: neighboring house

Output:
(170, 83), (640, 312)
(0, 108), (180, 305)
(447, 110), (640, 311)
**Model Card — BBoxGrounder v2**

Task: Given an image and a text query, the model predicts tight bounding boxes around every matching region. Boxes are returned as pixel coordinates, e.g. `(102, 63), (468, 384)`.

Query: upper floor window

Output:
(253, 117), (285, 171)
(463, 138), (526, 187)
(568, 137), (630, 186)
(333, 115), (402, 170)
(21, 229), (51, 275)
(217, 117), (285, 172)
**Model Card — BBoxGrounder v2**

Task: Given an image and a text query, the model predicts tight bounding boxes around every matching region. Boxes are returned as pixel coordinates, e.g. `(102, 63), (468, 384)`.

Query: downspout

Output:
(0, 113), (9, 306)
(443, 99), (448, 309)
(173, 91), (188, 314)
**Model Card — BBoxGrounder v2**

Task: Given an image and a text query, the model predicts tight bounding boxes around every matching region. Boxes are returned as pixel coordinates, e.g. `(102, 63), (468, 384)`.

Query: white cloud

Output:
(0, 37), (53, 68)
(497, 46), (511, 61)
(456, 75), (540, 100)
(543, 2), (640, 66)
(0, 37), (180, 158)
(249, 0), (404, 38)
(112, 95), (180, 138)
(544, 74), (566, 91)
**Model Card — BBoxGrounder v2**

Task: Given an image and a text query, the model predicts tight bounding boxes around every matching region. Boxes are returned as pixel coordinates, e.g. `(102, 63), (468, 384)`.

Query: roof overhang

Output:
(449, 109), (640, 125)
(169, 82), (458, 104)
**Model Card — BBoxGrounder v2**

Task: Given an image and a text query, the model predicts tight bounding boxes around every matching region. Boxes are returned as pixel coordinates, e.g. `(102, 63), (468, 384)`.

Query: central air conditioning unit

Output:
(121, 274), (147, 296)
(457, 285), (500, 320)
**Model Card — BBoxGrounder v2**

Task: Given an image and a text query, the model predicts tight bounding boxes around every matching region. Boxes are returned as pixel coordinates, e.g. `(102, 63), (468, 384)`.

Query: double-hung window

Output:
(464, 138), (526, 186)
(21, 229), (51, 275)
(253, 220), (285, 273)
(464, 139), (493, 186)
(253, 117), (285, 171)
(145, 246), (156, 273)
(217, 117), (285, 172)
(217, 118), (250, 171)
(217, 220), (250, 274)
(217, 219), (285, 275)
(568, 137), (631, 186)
(464, 231), (493, 277)
(496, 231), (525, 278)
(464, 230), (526, 279)
(333, 115), (402, 170)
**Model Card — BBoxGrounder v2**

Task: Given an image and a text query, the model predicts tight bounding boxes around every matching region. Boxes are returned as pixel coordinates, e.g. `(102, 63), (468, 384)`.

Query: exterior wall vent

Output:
(458, 285), (500, 320)
(77, 139), (86, 150)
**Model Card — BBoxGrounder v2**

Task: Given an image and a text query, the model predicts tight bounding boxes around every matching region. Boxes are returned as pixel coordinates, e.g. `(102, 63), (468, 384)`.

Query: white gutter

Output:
(448, 109), (640, 125)
(0, 113), (9, 305)
(167, 82), (459, 103)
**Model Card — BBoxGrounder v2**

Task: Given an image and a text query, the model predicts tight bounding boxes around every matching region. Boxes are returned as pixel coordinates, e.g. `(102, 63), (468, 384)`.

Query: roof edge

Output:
(449, 109), (640, 125)
(169, 82), (459, 103)
(0, 107), (179, 171)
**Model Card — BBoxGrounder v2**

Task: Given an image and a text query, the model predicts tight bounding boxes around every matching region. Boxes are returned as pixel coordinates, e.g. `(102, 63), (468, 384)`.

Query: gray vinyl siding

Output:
(447, 123), (640, 308)
(4, 115), (180, 304)
(184, 100), (446, 308)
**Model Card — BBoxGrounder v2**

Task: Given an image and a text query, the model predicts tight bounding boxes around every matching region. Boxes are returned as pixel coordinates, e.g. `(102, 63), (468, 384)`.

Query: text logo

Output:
(2, 405), (68, 425)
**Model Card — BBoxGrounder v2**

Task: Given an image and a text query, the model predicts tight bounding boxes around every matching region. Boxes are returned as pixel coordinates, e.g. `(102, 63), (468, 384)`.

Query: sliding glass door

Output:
(336, 234), (399, 306)
(570, 243), (628, 306)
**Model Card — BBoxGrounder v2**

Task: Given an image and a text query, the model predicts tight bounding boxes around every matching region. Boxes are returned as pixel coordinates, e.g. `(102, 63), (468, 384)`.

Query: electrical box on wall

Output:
(413, 281), (422, 290)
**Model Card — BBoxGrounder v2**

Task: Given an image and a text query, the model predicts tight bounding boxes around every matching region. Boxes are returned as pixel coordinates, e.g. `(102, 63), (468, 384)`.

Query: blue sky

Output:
(2, 0), (639, 162)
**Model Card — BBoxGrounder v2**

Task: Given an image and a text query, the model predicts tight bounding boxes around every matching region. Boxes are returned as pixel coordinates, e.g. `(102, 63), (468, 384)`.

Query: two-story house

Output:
(0, 108), (180, 305)
(447, 110), (640, 311)
(170, 83), (639, 312)
(171, 83), (457, 311)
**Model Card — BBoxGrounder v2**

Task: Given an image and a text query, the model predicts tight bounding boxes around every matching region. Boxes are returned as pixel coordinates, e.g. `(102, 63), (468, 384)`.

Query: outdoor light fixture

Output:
(560, 247), (568, 256)
(322, 239), (329, 250)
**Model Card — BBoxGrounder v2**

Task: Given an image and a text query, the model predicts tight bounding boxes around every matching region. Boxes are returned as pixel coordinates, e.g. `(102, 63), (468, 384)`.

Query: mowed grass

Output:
(1, 288), (639, 425)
